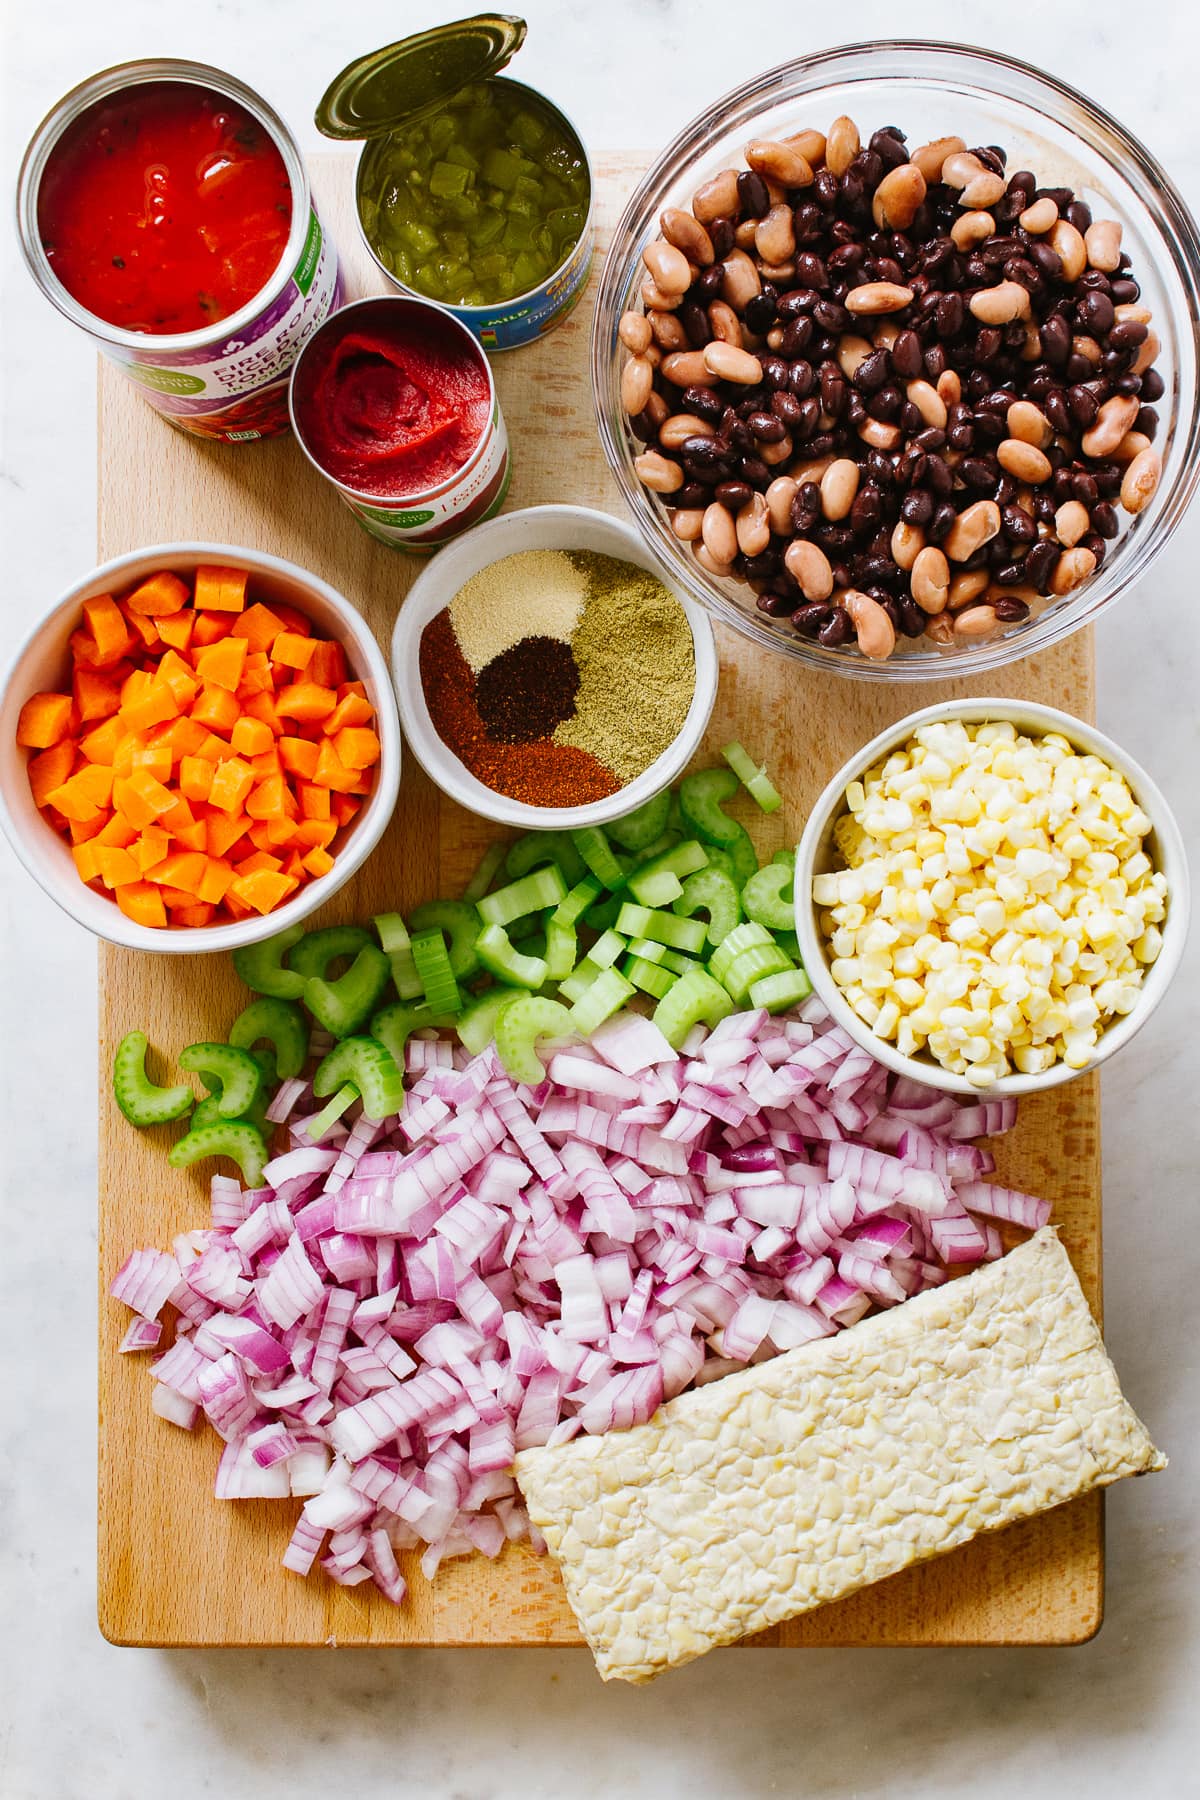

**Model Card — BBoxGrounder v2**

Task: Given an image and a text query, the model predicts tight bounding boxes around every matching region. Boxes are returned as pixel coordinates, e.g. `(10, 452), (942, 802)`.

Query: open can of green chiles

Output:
(315, 14), (594, 351)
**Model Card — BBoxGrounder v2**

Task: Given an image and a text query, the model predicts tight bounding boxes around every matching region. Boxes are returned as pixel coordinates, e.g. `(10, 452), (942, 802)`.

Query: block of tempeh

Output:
(515, 1230), (1164, 1682)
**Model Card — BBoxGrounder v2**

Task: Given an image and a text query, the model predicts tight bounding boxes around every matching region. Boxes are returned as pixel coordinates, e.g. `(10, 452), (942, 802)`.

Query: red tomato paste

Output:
(37, 80), (292, 335)
(292, 305), (492, 497)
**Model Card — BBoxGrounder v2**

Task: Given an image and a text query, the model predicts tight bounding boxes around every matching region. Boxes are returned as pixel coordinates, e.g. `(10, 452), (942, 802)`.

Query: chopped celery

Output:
(544, 918), (577, 982)
(168, 1119), (268, 1187)
(505, 831), (585, 885)
(567, 968), (635, 1035)
(582, 895), (623, 933)
(289, 925), (373, 981)
(552, 876), (604, 928)
(653, 968), (735, 1050)
(569, 826), (625, 888)
(411, 931), (463, 1014)
(624, 956), (676, 1000)
(374, 912), (424, 1000)
(721, 941), (796, 1006)
(708, 922), (776, 984)
(614, 903), (707, 955)
(304, 944), (391, 1038)
(722, 741), (783, 814)
(589, 929), (628, 969)
(303, 1085), (358, 1145)
(228, 998), (309, 1080)
(461, 842), (508, 905)
(232, 925), (306, 1000)
(409, 900), (483, 982)
(749, 968), (813, 1013)
(312, 1036), (405, 1121)
(674, 869), (742, 948)
(494, 996), (573, 1085)
(456, 988), (518, 1055)
(625, 867), (683, 909)
(476, 923), (548, 990)
(478, 864), (568, 927)
(607, 789), (672, 852)
(741, 863), (795, 932)
(626, 937), (667, 964)
(178, 1043), (262, 1120)
(678, 768), (758, 885)
(112, 1031), (194, 1128)
(372, 1001), (456, 1070)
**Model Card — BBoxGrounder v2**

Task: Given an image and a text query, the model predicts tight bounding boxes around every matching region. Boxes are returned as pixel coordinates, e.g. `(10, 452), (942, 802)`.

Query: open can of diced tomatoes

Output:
(16, 59), (343, 442)
(315, 16), (594, 352)
(288, 295), (512, 552)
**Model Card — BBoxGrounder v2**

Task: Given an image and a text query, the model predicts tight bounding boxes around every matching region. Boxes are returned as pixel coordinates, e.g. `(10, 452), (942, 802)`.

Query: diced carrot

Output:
(198, 858), (235, 905)
(247, 820), (278, 852)
(156, 649), (200, 710)
(229, 869), (298, 914)
(332, 794), (361, 828)
(16, 691), (74, 749)
(120, 679), (180, 734)
(83, 595), (131, 663)
(231, 602), (287, 651)
(236, 664), (275, 701)
(301, 846), (336, 879)
(292, 818), (338, 851)
(232, 848), (283, 876)
(263, 815), (302, 847)
(194, 636), (248, 692)
(132, 826), (171, 873)
(46, 774), (101, 823)
(114, 881), (168, 928)
(307, 639), (347, 687)
(173, 818), (209, 853)
(313, 739), (359, 793)
(325, 691), (375, 733)
(240, 691), (282, 735)
(194, 565), (248, 612)
(157, 793), (197, 835)
(145, 851), (207, 893)
(112, 731), (141, 777)
(79, 715), (125, 766)
(207, 757), (255, 814)
(191, 612), (235, 648)
(227, 715), (272, 758)
(123, 609), (162, 651)
(69, 812), (109, 844)
(125, 571), (191, 617)
(155, 609), (195, 652)
(278, 736), (320, 780)
(275, 682), (337, 724)
(246, 774), (289, 821)
(72, 841), (105, 884)
(95, 813), (138, 849)
(93, 845), (141, 889)
(171, 902), (216, 927)
(130, 743), (172, 784)
(71, 625), (135, 670)
(73, 670), (123, 724)
(205, 812), (250, 859)
(113, 769), (175, 828)
(27, 740), (77, 807)
(159, 715), (207, 758)
(297, 781), (331, 821)
(158, 884), (200, 908)
(179, 756), (214, 804)
(271, 631), (318, 672)
(332, 727), (381, 770)
(191, 684), (240, 734)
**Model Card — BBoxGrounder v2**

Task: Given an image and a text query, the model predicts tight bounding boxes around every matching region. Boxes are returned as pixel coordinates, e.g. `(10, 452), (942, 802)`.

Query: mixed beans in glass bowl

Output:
(591, 42), (1200, 677)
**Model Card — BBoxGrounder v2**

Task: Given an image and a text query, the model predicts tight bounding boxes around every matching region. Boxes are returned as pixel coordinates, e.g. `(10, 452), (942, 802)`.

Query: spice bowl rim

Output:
(793, 697), (1190, 1096)
(0, 541), (402, 955)
(590, 38), (1200, 679)
(389, 502), (718, 829)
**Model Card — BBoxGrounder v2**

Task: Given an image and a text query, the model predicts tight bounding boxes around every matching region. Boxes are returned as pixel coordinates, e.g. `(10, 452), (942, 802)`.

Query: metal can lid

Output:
(315, 14), (528, 140)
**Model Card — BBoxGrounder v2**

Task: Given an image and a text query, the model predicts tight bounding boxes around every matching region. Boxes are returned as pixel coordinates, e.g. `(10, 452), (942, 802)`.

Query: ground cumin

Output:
(553, 552), (694, 785)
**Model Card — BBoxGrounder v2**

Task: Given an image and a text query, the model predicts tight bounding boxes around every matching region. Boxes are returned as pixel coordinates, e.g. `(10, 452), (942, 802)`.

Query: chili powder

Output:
(419, 611), (617, 806)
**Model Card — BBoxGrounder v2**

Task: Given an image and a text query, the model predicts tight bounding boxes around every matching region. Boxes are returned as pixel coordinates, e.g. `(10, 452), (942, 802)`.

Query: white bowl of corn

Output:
(794, 699), (1189, 1096)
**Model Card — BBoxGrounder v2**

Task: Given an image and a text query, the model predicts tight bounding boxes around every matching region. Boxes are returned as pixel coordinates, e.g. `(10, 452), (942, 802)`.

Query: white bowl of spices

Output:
(390, 504), (717, 828)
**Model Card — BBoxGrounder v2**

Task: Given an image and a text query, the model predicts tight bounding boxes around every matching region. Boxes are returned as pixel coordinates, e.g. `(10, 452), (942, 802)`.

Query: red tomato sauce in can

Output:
(36, 80), (292, 336)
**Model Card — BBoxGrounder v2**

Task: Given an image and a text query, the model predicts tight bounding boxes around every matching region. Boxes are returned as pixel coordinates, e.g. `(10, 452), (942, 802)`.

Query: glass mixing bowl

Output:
(591, 41), (1200, 680)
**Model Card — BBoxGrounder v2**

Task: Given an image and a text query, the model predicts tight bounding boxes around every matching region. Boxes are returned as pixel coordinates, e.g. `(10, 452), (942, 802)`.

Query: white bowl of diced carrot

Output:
(0, 543), (401, 953)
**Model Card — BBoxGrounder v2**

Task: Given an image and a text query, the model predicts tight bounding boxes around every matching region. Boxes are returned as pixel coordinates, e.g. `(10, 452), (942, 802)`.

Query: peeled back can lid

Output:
(315, 13), (528, 140)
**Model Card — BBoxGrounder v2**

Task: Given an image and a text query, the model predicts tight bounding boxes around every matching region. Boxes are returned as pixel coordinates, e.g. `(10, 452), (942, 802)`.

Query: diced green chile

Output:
(231, 925), (306, 1000)
(228, 998), (310, 1080)
(289, 925), (374, 981)
(408, 900), (483, 982)
(168, 1120), (269, 1188)
(313, 1036), (405, 1121)
(673, 869), (742, 947)
(112, 1030), (194, 1128)
(304, 944), (392, 1038)
(177, 1043), (263, 1120)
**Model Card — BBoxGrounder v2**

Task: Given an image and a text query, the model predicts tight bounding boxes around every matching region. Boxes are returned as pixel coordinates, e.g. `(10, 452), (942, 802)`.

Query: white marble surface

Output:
(2, 2), (1197, 1794)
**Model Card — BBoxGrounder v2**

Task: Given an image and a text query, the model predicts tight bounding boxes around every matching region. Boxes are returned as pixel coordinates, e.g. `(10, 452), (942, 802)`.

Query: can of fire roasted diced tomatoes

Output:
(16, 58), (343, 442)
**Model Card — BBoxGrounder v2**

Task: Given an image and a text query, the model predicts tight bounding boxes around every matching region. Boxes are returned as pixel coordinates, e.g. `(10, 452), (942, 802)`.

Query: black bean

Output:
(1040, 314), (1071, 366)
(850, 349), (888, 394)
(1065, 199), (1092, 233)
(628, 409), (659, 444)
(1003, 504), (1038, 543)
(960, 456), (996, 491)
(1023, 539), (1060, 591)
(1079, 291), (1115, 335)
(1141, 367), (1165, 404)
(792, 484), (821, 532)
(818, 607), (853, 647)
(1136, 406), (1159, 441)
(1088, 500), (1118, 539)
(739, 456), (772, 487)
(743, 292), (778, 334)
(695, 263), (724, 300)
(928, 502), (957, 544)
(1044, 388), (1071, 434)
(850, 485), (882, 535)
(708, 217), (736, 259)
(714, 480), (752, 509)
(1029, 242), (1064, 282)
(935, 293), (965, 338)
(819, 366), (847, 417)
(759, 355), (791, 390)
(676, 482), (708, 508)
(681, 385), (724, 424)
(993, 561), (1029, 585)
(1067, 385), (1100, 427)
(806, 430), (836, 459)
(795, 252), (829, 291)
(680, 433), (728, 467)
(900, 488), (933, 525)
(680, 302), (710, 347)
(756, 591), (795, 617)
(992, 596), (1031, 622)
(868, 384), (904, 422)
(778, 287), (818, 319)
(1110, 277), (1140, 304)
(748, 411), (786, 443)
(791, 601), (832, 637)
(737, 170), (770, 219)
(1080, 532), (1106, 566)
(812, 298), (849, 333)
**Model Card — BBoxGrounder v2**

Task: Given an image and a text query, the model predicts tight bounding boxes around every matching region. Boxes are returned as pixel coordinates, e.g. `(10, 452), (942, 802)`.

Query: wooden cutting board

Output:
(97, 152), (1102, 1649)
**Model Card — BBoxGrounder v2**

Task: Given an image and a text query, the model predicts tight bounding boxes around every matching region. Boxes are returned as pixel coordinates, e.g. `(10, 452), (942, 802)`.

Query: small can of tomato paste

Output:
(16, 59), (343, 442)
(289, 296), (511, 553)
(315, 18), (594, 352)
